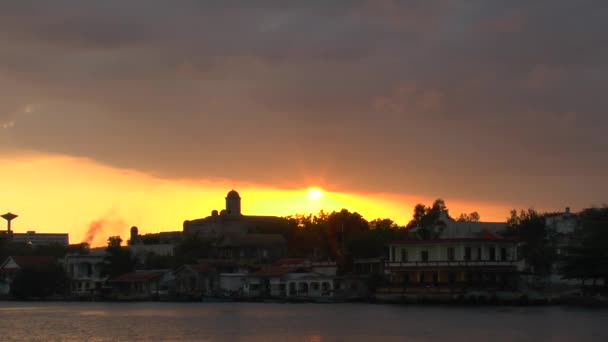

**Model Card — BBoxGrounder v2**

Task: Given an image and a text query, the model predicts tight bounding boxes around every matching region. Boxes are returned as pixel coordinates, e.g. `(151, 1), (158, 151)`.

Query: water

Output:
(0, 302), (607, 341)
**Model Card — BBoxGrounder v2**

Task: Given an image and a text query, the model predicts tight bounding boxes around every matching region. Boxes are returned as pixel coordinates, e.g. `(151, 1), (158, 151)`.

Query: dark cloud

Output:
(1, 0), (607, 209)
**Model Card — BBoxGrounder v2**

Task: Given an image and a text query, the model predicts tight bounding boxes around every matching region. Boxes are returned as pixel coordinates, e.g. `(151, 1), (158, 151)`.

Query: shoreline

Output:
(2, 294), (607, 307)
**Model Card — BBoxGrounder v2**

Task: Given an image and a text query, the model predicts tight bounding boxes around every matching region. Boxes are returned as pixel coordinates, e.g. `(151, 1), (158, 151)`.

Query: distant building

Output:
(543, 207), (580, 286)
(11, 231), (69, 246)
(545, 207), (578, 235)
(126, 225), (175, 264)
(183, 190), (287, 237)
(214, 233), (286, 263)
(183, 190), (288, 263)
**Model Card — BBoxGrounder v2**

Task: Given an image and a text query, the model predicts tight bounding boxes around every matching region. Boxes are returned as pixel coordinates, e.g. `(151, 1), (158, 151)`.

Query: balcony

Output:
(385, 260), (522, 269)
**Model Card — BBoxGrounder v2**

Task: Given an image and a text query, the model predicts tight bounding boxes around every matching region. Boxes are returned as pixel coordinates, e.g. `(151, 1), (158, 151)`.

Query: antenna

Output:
(1, 212), (18, 234)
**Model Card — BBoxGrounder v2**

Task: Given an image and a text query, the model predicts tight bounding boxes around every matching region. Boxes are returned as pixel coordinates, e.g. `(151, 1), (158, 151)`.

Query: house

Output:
(245, 266), (302, 298)
(284, 273), (336, 300)
(384, 223), (522, 294)
(0, 256), (58, 296)
(62, 250), (107, 297)
(218, 273), (248, 296)
(110, 270), (173, 300)
(174, 264), (216, 299)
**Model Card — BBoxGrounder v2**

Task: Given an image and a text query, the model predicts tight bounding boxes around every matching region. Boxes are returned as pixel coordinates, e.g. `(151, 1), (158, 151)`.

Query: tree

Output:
(107, 236), (123, 249)
(406, 199), (451, 239)
(174, 233), (213, 263)
(561, 207), (608, 289)
(505, 209), (555, 275)
(457, 212), (480, 222)
(102, 235), (135, 278)
(369, 218), (398, 230)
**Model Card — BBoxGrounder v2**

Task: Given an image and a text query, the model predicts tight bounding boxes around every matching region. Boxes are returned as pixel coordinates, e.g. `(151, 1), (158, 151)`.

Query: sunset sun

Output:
(307, 187), (324, 201)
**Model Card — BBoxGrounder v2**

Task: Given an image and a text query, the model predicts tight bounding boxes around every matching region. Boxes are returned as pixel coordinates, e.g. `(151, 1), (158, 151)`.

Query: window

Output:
(489, 247), (496, 261)
(447, 247), (455, 261)
(448, 272), (456, 285)
(477, 247), (482, 260)
(391, 247), (396, 261)
(464, 247), (471, 261)
(501, 247), (507, 261)
(421, 250), (429, 262)
(401, 249), (408, 262)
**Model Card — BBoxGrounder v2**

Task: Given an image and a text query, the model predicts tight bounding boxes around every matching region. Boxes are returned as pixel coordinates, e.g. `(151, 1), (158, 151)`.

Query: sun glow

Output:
(307, 187), (324, 201)
(0, 152), (515, 247)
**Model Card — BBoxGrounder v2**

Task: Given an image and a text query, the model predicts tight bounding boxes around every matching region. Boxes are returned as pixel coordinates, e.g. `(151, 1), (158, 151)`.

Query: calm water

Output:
(0, 302), (607, 341)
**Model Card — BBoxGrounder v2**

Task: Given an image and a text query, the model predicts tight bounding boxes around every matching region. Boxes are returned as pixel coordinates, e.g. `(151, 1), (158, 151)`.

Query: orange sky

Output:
(0, 152), (519, 247)
(0, 2), (606, 249)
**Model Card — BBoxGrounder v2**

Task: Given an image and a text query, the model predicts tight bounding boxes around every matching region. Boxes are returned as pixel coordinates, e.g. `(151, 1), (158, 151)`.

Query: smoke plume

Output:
(83, 215), (126, 247)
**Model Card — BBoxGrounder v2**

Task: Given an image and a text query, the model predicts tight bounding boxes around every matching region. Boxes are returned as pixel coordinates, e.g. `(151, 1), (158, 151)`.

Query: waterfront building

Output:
(62, 250), (107, 296)
(384, 219), (523, 293)
(173, 264), (215, 299)
(110, 270), (173, 300)
(0, 256), (58, 295)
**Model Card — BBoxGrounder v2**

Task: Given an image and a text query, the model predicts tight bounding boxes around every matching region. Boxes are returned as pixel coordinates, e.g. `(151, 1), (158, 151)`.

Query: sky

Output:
(1, 1), (607, 246)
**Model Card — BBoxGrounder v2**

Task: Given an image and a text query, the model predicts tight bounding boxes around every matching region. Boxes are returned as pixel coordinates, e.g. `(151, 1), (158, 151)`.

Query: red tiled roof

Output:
(481, 228), (504, 240)
(111, 271), (165, 282)
(1, 256), (57, 270)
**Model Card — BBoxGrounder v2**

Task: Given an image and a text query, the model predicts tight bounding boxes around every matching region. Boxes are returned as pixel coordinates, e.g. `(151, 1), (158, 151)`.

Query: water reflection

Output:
(0, 303), (606, 341)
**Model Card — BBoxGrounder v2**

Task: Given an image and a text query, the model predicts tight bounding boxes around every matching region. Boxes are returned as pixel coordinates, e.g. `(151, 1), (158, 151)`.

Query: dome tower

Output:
(225, 190), (242, 216)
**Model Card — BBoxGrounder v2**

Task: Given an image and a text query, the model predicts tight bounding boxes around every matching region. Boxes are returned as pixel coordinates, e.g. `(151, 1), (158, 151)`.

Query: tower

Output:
(129, 226), (141, 245)
(225, 190), (241, 216)
(1, 212), (18, 234)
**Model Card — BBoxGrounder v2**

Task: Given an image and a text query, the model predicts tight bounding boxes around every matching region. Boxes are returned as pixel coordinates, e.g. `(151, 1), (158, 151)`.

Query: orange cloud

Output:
(0, 151), (516, 246)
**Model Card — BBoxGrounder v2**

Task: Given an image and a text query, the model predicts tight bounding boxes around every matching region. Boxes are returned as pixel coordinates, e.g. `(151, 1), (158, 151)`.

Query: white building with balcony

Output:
(385, 222), (523, 291)
(63, 250), (107, 296)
